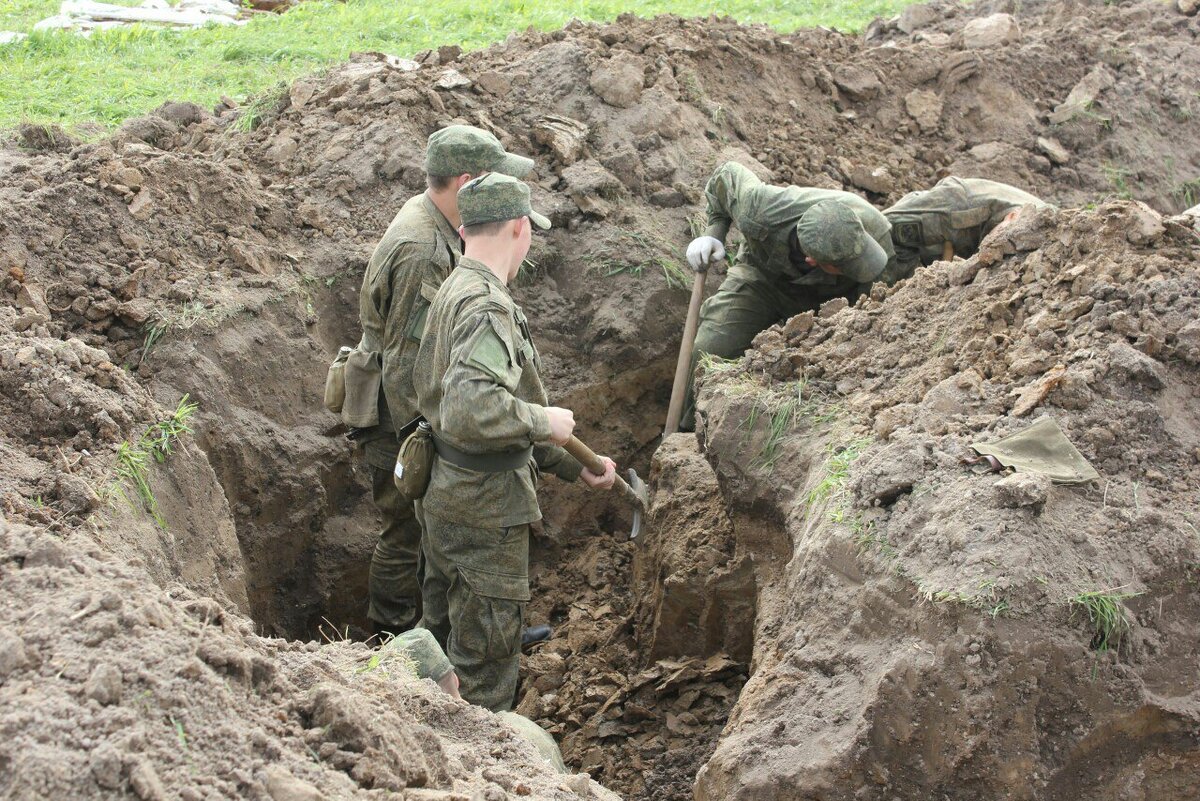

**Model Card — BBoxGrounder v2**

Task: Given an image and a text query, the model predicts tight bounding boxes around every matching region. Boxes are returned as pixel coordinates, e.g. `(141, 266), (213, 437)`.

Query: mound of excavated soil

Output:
(1, 0), (1199, 798)
(679, 201), (1200, 798)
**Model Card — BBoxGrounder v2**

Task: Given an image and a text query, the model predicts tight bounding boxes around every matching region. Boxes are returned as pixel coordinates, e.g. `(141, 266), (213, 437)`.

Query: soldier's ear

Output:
(454, 173), (473, 191)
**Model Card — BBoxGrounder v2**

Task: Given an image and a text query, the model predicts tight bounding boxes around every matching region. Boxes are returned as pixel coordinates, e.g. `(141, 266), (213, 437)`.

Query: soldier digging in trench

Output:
(680, 161), (895, 431)
(353, 126), (539, 638)
(881, 175), (1052, 282)
(412, 173), (618, 711)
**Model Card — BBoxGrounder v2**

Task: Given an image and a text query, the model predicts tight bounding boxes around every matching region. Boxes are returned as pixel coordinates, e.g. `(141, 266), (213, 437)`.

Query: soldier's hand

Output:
(581, 456), (617, 490)
(686, 236), (725, 273)
(545, 406), (575, 446)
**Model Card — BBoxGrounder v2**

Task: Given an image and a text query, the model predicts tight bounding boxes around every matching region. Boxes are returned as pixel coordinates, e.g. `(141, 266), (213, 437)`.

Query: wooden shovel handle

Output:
(663, 270), (707, 434)
(564, 436), (642, 508)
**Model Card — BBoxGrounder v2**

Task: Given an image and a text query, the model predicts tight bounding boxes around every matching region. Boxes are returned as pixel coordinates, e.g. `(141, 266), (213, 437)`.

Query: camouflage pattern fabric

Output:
(380, 626), (454, 682)
(883, 176), (1050, 282)
(497, 712), (569, 773)
(421, 511), (529, 712)
(354, 192), (461, 630)
(413, 258), (582, 529)
(681, 161), (896, 430)
(458, 172), (551, 230)
(425, 125), (534, 178)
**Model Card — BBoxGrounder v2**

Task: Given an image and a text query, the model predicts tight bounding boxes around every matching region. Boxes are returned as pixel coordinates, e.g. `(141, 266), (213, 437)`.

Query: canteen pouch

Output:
(323, 346), (352, 414)
(340, 347), (382, 428)
(393, 420), (434, 501)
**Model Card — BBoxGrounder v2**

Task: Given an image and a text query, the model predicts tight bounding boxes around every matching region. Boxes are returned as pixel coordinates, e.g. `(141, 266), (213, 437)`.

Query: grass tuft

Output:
(109, 395), (199, 527)
(1069, 586), (1141, 653)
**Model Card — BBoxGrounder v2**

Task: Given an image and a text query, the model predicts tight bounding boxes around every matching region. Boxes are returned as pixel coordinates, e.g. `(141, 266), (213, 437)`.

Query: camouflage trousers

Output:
(363, 437), (423, 633)
(680, 262), (858, 431)
(420, 510), (529, 712)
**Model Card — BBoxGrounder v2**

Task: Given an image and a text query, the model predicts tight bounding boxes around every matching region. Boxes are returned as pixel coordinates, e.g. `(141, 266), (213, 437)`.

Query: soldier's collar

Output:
(458, 257), (510, 292)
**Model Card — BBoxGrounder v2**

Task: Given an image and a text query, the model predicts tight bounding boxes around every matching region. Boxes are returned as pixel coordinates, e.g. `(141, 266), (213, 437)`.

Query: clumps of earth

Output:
(2, 0), (1199, 799)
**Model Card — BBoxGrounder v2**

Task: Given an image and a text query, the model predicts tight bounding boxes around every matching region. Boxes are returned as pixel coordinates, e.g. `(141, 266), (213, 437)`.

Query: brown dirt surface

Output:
(1, 0), (1199, 798)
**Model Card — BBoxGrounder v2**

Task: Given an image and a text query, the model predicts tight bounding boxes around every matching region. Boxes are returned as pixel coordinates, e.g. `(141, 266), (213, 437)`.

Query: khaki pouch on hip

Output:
(393, 420), (434, 501)
(323, 346), (353, 414)
(340, 347), (382, 428)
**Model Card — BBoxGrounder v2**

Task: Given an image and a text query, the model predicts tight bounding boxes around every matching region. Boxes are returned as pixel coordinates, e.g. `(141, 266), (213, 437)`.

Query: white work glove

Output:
(686, 236), (725, 273)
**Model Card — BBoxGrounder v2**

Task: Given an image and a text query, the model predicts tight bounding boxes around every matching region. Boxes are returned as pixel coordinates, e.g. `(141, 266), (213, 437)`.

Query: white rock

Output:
(1037, 136), (1071, 165)
(1049, 64), (1116, 124)
(961, 13), (1021, 49)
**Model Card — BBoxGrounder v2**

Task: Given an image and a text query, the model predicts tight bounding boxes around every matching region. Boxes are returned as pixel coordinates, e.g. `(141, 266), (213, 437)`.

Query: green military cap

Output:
(425, 125), (534, 178)
(380, 627), (454, 682)
(458, 172), (551, 230)
(795, 199), (889, 282)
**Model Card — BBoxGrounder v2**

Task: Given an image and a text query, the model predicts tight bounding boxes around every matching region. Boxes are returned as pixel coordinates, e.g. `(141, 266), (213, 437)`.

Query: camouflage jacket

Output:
(702, 161), (895, 296)
(413, 258), (582, 528)
(883, 177), (1050, 279)
(356, 193), (461, 464)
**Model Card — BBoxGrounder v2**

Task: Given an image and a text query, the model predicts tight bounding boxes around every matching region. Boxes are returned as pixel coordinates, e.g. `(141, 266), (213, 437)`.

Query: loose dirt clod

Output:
(2, 0), (1199, 798)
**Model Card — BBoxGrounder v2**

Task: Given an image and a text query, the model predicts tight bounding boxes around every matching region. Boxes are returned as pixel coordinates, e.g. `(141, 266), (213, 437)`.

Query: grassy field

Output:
(1, 0), (916, 131)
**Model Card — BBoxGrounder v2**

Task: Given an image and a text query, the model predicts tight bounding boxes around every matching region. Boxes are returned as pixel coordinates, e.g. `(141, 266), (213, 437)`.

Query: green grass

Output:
(109, 395), (199, 527)
(1, 0), (918, 131)
(1069, 586), (1141, 653)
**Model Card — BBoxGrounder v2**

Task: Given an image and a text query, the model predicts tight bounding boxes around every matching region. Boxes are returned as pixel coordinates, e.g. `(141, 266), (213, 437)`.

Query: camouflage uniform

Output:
(413, 175), (579, 712)
(683, 161), (895, 429)
(882, 176), (1049, 282)
(354, 126), (535, 633)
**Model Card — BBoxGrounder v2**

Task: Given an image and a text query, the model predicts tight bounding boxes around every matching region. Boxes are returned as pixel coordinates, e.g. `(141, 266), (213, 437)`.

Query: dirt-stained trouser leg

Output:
(364, 438), (423, 634)
(423, 511), (529, 712)
(680, 264), (795, 431)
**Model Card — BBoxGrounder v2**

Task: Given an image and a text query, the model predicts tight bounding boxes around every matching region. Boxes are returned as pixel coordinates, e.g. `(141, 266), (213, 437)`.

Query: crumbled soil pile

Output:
(1, 0), (1199, 798)
(685, 200), (1200, 798)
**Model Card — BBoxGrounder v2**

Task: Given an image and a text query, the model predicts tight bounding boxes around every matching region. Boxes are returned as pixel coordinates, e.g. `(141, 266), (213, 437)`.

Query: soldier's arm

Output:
(438, 308), (554, 451)
(533, 443), (584, 482)
(380, 240), (440, 397)
(702, 161), (760, 243)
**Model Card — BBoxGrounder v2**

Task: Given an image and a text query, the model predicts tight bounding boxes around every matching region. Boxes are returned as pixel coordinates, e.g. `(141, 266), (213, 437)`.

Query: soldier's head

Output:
(381, 628), (462, 699)
(457, 173), (551, 282)
(792, 199), (888, 282)
(424, 125), (534, 211)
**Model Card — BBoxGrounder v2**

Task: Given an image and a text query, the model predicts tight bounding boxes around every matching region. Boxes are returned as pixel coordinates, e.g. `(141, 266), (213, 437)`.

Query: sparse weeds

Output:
(584, 227), (690, 289)
(230, 82), (288, 133)
(919, 576), (1012, 619)
(108, 395), (199, 528)
(1069, 585), (1141, 652)
(723, 377), (843, 473)
(805, 435), (872, 513)
(1101, 162), (1134, 201)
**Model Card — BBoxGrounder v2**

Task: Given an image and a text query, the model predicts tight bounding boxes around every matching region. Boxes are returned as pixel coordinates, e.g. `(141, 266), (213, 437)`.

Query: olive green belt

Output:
(432, 435), (533, 473)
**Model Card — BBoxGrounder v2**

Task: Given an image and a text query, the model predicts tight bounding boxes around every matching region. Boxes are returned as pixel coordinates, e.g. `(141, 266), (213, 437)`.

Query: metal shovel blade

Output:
(627, 468), (648, 540)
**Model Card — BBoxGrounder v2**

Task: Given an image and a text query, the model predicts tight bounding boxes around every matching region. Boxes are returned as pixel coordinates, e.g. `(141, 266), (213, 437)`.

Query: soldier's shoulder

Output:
(376, 196), (442, 249)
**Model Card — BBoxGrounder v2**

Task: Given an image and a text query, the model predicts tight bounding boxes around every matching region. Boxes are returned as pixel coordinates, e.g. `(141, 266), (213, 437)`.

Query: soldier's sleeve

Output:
(533, 443), (584, 482)
(702, 161), (760, 243)
(380, 240), (439, 395)
(438, 306), (553, 451)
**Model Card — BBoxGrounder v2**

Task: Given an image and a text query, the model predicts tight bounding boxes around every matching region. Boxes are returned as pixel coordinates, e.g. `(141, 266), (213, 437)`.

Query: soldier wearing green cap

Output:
(412, 173), (617, 712)
(882, 176), (1051, 282)
(352, 125), (536, 637)
(680, 161), (896, 430)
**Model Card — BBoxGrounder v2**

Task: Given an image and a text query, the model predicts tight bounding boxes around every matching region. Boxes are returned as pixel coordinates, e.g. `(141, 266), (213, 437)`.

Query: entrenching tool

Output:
(663, 269), (707, 435)
(564, 435), (649, 540)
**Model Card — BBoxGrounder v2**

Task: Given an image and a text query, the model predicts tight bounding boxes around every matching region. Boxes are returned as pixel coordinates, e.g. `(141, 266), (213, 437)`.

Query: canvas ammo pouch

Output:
(323, 346), (353, 414)
(393, 420), (434, 501)
(340, 347), (383, 428)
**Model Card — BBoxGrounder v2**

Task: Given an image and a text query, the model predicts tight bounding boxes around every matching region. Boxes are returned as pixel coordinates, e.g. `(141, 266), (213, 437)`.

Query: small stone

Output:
(898, 3), (939, 33)
(819, 297), (849, 318)
(589, 52), (645, 108)
(994, 472), (1051, 509)
(961, 14), (1021, 49)
(116, 167), (144, 191)
(475, 70), (512, 97)
(649, 189), (685, 208)
(434, 68), (471, 90)
(1178, 0), (1198, 16)
(265, 766), (322, 801)
(128, 187), (154, 221)
(0, 631), (29, 680)
(16, 283), (52, 316)
(84, 663), (123, 705)
(848, 164), (895, 195)
(904, 89), (943, 132)
(1049, 65), (1116, 125)
(1037, 136), (1070, 165)
(13, 311), (48, 332)
(129, 760), (167, 801)
(1124, 201), (1164, 245)
(832, 65), (881, 102)
(782, 311), (815, 341)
